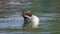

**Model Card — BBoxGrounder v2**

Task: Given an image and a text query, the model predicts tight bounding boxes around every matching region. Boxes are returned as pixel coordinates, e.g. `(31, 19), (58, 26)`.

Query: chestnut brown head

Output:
(26, 13), (32, 17)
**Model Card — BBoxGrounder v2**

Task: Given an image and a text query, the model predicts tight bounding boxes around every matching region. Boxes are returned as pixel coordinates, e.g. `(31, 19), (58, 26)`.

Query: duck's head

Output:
(25, 13), (32, 17)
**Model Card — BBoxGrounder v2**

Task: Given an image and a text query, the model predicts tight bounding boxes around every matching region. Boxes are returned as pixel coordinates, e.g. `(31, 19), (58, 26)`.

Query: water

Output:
(0, 13), (60, 34)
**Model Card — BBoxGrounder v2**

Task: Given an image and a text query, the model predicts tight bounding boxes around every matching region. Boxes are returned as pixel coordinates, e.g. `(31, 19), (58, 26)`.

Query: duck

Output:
(24, 12), (39, 28)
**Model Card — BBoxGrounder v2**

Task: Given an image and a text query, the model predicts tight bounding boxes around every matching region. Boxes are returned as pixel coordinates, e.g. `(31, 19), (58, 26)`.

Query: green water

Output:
(0, 0), (60, 34)
(0, 13), (60, 34)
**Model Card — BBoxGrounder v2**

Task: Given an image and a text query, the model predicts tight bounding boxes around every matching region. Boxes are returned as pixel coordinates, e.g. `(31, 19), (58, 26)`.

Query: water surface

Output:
(0, 13), (60, 34)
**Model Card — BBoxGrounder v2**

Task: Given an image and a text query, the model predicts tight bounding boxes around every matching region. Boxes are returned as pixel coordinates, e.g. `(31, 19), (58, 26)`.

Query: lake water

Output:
(0, 13), (60, 34)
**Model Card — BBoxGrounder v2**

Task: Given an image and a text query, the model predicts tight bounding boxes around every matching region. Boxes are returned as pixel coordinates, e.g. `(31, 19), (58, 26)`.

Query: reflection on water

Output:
(0, 17), (24, 27)
(0, 13), (60, 34)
